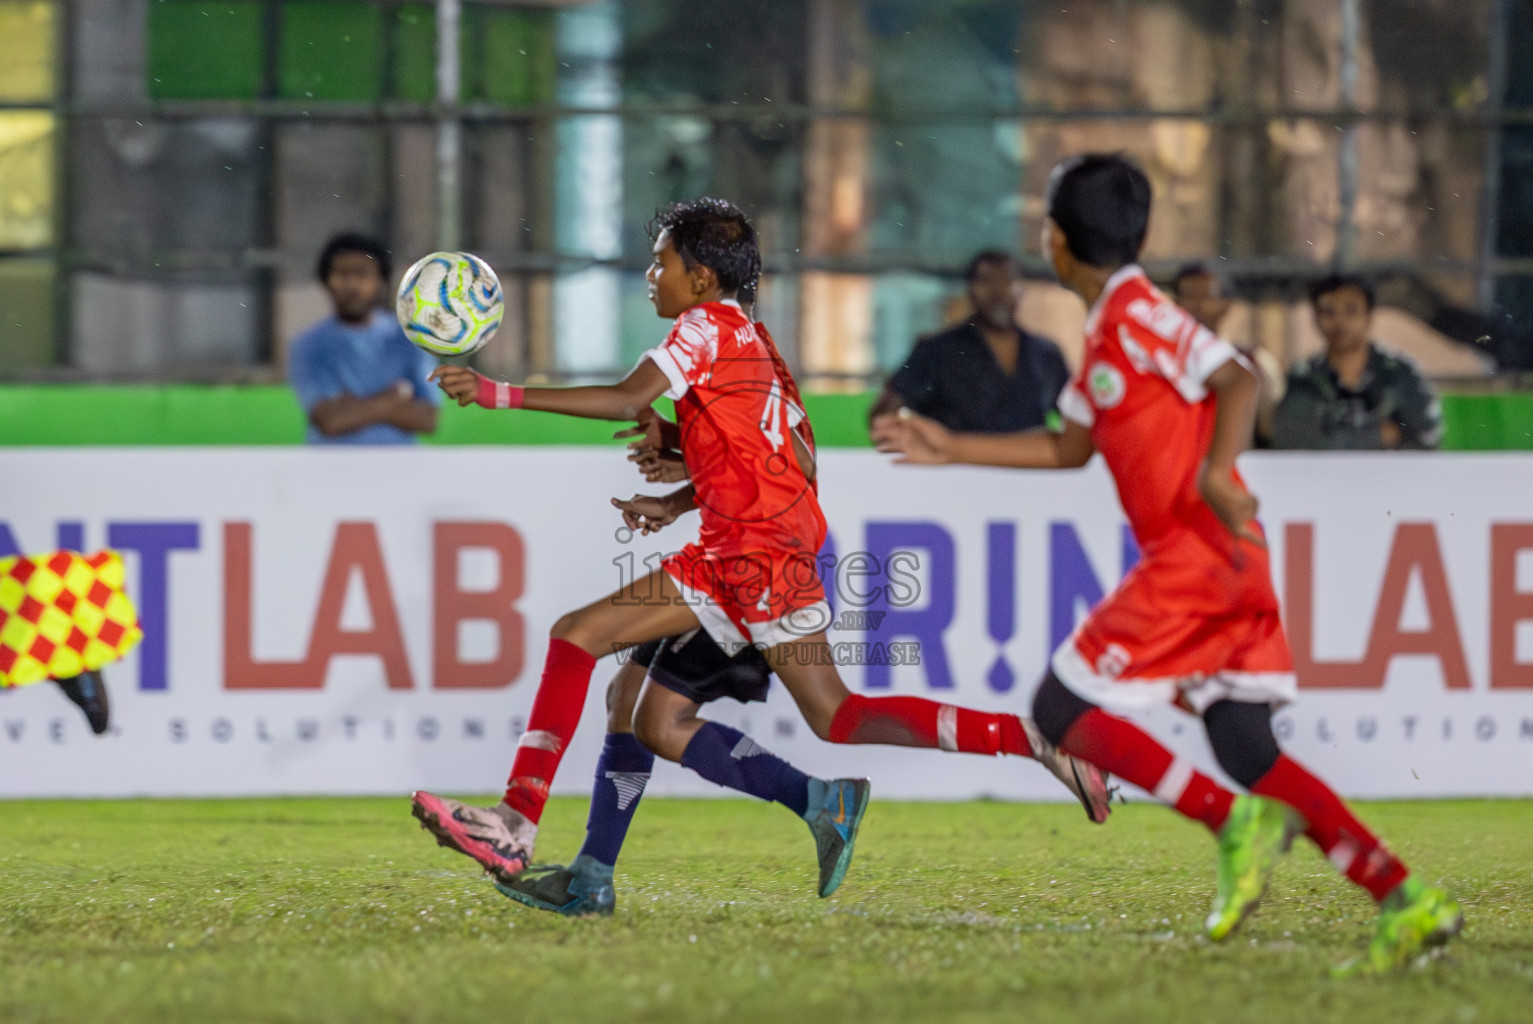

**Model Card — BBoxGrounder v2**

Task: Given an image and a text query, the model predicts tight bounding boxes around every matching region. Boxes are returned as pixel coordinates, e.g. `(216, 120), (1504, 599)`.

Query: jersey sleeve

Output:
(643, 308), (718, 400)
(1056, 379), (1095, 427)
(1117, 311), (1240, 404)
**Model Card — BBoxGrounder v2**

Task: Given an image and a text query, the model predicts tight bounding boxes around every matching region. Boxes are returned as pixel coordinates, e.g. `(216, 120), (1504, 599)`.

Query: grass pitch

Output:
(1, 797), (1529, 1024)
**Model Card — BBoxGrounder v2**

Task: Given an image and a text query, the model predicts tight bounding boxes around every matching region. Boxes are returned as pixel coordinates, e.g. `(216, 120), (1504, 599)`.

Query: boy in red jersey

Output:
(874, 155), (1461, 973)
(411, 198), (1109, 904)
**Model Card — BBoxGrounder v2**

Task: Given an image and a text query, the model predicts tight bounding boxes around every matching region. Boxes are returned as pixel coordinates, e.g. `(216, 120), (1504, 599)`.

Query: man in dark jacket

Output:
(869, 251), (1070, 434)
(1273, 274), (1441, 450)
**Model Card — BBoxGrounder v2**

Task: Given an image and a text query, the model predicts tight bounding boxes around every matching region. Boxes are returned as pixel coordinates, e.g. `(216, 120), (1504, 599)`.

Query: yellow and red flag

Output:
(0, 550), (143, 688)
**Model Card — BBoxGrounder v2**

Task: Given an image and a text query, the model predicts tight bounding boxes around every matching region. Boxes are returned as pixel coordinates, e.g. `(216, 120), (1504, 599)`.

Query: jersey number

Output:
(758, 381), (785, 448)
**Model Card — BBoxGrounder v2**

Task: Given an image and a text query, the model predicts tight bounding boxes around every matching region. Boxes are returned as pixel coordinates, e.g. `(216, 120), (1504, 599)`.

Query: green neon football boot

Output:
(1205, 795), (1298, 941)
(1334, 877), (1463, 976)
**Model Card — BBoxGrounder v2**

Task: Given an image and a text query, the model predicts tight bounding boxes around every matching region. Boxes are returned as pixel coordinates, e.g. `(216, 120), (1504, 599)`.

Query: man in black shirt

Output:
(869, 251), (1070, 434)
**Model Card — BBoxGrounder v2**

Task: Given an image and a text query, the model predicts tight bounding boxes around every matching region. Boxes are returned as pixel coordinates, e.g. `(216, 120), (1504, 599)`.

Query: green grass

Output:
(1, 798), (1529, 1023)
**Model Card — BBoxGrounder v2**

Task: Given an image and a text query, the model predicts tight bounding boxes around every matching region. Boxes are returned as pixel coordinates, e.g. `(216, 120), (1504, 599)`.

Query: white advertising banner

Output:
(1, 448), (1530, 801)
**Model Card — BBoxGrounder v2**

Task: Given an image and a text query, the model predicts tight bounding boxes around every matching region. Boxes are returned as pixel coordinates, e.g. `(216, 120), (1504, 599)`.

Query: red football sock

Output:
(1061, 708), (1234, 833)
(1250, 754), (1409, 902)
(827, 693), (1032, 757)
(502, 638), (597, 823)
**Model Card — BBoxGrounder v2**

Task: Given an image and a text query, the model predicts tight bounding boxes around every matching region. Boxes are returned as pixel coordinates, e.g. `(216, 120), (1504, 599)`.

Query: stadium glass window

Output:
(0, 0), (55, 251)
(0, 0), (54, 102)
(278, 1), (386, 102)
(0, 0), (56, 371)
(0, 257), (55, 369)
(391, 2), (435, 102)
(461, 4), (556, 108)
(146, 1), (265, 100)
(0, 111), (53, 251)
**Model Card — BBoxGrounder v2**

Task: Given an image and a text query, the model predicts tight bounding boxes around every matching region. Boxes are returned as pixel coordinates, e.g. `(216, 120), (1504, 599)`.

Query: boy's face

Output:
(646, 231), (710, 318)
(325, 251), (386, 324)
(1313, 286), (1372, 356)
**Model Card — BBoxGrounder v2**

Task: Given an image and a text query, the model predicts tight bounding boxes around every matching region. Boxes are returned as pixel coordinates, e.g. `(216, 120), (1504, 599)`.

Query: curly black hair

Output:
(1309, 272), (1375, 311)
(317, 232), (391, 282)
(649, 198), (761, 296)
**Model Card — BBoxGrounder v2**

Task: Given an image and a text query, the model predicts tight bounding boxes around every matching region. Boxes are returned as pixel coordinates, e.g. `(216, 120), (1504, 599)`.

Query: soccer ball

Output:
(396, 251), (503, 357)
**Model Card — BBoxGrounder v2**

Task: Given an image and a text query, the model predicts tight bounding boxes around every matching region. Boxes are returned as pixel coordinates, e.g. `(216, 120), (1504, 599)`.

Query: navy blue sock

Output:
(680, 722), (811, 817)
(575, 732), (655, 870)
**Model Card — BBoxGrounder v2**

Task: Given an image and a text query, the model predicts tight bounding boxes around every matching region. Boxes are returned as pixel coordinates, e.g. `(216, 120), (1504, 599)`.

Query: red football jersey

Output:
(645, 300), (827, 570)
(1057, 265), (1250, 556)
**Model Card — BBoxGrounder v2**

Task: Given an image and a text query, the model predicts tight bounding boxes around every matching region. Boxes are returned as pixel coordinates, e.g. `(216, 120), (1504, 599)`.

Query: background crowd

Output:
(292, 231), (1443, 454)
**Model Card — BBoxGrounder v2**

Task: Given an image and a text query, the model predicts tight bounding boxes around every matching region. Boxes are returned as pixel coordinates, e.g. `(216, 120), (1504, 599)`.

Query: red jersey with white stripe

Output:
(1057, 265), (1249, 557)
(1049, 265), (1294, 712)
(644, 300), (827, 622)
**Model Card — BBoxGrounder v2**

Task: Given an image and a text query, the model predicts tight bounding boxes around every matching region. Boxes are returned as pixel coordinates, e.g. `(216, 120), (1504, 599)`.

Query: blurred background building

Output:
(1, 0), (1530, 387)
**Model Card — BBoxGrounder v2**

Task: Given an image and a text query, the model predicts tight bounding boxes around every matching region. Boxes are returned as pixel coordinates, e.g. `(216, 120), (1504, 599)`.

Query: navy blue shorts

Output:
(628, 629), (772, 705)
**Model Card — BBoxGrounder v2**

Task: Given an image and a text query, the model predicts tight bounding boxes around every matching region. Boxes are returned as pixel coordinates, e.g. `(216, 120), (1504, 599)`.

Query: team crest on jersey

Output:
(1087, 362), (1126, 409)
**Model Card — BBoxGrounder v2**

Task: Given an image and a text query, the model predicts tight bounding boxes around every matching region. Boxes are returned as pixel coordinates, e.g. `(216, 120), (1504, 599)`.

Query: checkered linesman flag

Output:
(0, 550), (143, 688)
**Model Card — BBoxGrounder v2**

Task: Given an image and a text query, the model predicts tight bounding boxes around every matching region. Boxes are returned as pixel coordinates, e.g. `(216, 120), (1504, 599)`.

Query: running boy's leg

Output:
(1032, 672), (1238, 834)
(765, 632), (1111, 822)
(1198, 697), (1462, 969)
(497, 656), (656, 916)
(1033, 670), (1289, 939)
(635, 678), (808, 816)
(412, 571), (703, 881)
(1034, 673), (1462, 965)
(629, 677), (869, 899)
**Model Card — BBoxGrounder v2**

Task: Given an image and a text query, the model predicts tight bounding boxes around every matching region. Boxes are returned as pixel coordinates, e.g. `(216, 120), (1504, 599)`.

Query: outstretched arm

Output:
(431, 359), (672, 422)
(872, 410), (1094, 469)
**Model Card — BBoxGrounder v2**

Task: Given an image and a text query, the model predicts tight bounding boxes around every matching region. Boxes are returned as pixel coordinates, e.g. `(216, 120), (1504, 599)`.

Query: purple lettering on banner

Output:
(107, 522), (201, 691)
(986, 522), (1016, 693)
(1050, 522), (1105, 651)
(864, 521), (954, 690)
(56, 522), (85, 552)
(1121, 524), (1141, 574)
(1049, 522), (1141, 651)
(819, 532), (837, 617)
(0, 523), (88, 558)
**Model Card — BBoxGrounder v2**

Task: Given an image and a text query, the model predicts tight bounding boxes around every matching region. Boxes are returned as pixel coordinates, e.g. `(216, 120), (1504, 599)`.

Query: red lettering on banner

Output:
(1366, 523), (1471, 689)
(433, 522), (525, 689)
(1284, 522), (1469, 690)
(224, 521), (413, 690)
(1490, 523), (1533, 688)
(224, 521), (316, 689)
(306, 523), (414, 690)
(1284, 522), (1367, 687)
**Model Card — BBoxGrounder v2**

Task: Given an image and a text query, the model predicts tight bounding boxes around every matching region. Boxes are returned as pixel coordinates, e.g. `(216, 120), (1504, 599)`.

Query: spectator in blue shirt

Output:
(289, 233), (441, 444)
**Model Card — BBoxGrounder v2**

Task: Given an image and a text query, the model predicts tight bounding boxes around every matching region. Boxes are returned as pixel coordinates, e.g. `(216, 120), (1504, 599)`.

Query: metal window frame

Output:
(23, 0), (1533, 382)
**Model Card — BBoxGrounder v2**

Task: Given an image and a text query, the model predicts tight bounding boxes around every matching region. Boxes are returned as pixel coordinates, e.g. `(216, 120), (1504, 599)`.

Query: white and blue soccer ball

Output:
(396, 251), (503, 357)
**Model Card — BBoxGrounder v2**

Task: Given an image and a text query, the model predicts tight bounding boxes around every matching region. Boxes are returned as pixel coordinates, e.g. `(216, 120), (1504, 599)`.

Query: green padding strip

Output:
(0, 386), (1524, 449)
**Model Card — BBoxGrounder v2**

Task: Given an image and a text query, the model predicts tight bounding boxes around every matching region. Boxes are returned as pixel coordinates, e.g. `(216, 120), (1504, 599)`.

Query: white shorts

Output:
(1052, 635), (1298, 715)
(667, 572), (833, 650)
